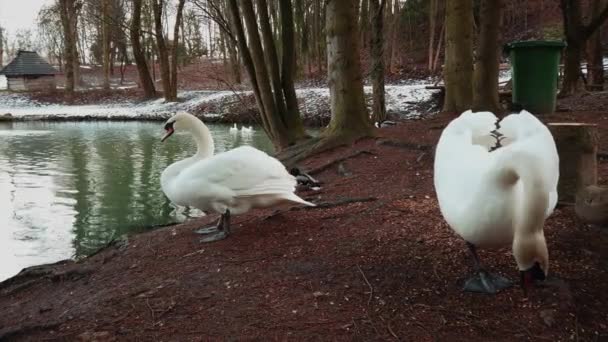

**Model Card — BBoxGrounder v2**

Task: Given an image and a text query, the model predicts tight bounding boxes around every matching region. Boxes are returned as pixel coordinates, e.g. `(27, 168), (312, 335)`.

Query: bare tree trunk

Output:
(359, 0), (370, 50)
(59, 0), (77, 97)
(324, 0), (373, 139)
(256, 0), (288, 122)
(428, 0), (438, 70)
(227, 0), (272, 136)
(389, 0), (400, 72)
(586, 0), (605, 90)
(370, 0), (387, 123)
(432, 20), (445, 72)
(443, 0), (474, 113)
(279, 0), (307, 139)
(152, 0), (173, 101)
(102, 0), (111, 90)
(169, 0), (186, 101)
(560, 0), (608, 95)
(130, 0), (156, 98)
(240, 0), (290, 148)
(472, 0), (502, 113)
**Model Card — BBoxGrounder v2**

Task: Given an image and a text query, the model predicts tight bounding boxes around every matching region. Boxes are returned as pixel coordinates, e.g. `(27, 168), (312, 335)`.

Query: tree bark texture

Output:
(241, 0), (290, 148)
(324, 0), (373, 139)
(472, 0), (502, 113)
(548, 123), (599, 204)
(370, 0), (387, 123)
(102, 0), (111, 90)
(443, 0), (474, 113)
(560, 0), (608, 95)
(169, 0), (186, 100)
(152, 0), (173, 101)
(59, 0), (78, 96)
(130, 0), (157, 99)
(279, 0), (307, 139)
(586, 0), (605, 90)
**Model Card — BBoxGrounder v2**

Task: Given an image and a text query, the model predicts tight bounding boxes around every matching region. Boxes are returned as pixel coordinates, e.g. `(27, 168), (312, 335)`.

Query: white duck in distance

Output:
(434, 109), (559, 295)
(160, 112), (315, 242)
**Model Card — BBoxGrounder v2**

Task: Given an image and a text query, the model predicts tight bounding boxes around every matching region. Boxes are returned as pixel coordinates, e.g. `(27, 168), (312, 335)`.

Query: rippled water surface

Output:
(0, 121), (273, 281)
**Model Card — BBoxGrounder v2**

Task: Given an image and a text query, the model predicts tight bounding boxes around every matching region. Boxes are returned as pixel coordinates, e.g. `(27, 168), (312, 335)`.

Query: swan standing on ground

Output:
(160, 112), (315, 242)
(434, 110), (559, 294)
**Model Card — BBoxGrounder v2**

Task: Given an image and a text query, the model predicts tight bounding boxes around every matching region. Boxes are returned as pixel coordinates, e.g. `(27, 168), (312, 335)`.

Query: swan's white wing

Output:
(178, 146), (298, 198)
(434, 110), (499, 221)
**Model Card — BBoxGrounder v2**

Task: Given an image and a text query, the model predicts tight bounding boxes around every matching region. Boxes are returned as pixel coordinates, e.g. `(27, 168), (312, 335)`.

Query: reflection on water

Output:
(0, 121), (273, 281)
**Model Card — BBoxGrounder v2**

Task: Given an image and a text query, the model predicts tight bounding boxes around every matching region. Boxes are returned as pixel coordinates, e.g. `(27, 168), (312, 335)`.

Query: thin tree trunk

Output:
(389, 0), (400, 72)
(227, 0), (272, 138)
(256, 0), (288, 123)
(586, 0), (605, 90)
(370, 0), (387, 123)
(324, 0), (373, 139)
(560, 0), (608, 95)
(443, 0), (474, 113)
(428, 0), (438, 70)
(473, 0), (502, 112)
(102, 0), (111, 90)
(59, 0), (76, 96)
(169, 0), (186, 101)
(432, 21), (445, 72)
(279, 0), (307, 139)
(241, 0), (290, 148)
(152, 0), (172, 101)
(131, 0), (156, 98)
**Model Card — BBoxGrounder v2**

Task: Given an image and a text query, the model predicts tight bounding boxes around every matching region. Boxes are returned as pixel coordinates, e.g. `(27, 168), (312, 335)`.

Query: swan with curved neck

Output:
(434, 109), (559, 294)
(160, 112), (315, 242)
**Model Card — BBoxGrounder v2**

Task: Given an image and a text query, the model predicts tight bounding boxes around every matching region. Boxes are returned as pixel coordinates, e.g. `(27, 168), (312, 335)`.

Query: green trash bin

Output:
(504, 40), (566, 114)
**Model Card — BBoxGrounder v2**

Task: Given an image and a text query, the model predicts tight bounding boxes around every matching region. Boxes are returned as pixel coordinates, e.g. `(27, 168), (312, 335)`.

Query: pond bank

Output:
(0, 83), (440, 127)
(1, 111), (607, 340)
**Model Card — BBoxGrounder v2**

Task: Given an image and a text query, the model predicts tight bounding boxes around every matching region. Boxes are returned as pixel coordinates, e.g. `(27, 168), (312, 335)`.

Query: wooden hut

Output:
(0, 51), (58, 91)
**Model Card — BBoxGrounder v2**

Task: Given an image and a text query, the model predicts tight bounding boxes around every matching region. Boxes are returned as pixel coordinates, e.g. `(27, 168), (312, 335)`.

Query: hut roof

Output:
(0, 50), (58, 76)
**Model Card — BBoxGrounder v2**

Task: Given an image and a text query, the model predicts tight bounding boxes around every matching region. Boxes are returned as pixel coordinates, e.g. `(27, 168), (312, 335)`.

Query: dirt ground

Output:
(0, 111), (607, 341)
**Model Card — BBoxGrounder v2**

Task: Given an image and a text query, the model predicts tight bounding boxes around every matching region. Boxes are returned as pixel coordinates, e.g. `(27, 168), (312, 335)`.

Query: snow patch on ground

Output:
(0, 80), (438, 121)
(0, 76), (6, 90)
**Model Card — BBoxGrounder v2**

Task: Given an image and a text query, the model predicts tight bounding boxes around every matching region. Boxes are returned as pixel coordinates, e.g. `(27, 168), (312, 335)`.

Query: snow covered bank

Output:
(0, 81), (438, 124)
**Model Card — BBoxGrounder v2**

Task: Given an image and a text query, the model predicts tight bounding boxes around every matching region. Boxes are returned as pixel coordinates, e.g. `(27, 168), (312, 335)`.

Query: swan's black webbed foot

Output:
(194, 215), (222, 235)
(199, 210), (231, 243)
(463, 270), (513, 294)
(462, 241), (513, 294)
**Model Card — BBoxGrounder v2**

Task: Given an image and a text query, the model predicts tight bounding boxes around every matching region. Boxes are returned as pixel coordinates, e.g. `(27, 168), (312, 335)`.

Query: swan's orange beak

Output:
(161, 127), (174, 142)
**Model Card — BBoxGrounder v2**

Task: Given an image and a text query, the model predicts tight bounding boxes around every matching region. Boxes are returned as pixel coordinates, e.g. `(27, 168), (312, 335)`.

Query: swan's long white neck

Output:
(493, 149), (549, 271)
(186, 115), (214, 159)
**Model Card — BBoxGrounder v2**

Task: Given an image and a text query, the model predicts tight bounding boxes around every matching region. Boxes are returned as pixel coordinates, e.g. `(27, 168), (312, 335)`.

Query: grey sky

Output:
(0, 0), (54, 36)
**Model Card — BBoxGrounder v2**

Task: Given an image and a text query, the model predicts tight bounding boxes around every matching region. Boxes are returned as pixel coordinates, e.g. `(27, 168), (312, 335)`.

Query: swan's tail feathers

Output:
(283, 193), (316, 207)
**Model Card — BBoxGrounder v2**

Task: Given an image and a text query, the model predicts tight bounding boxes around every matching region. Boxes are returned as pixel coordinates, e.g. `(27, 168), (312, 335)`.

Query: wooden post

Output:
(547, 123), (599, 204)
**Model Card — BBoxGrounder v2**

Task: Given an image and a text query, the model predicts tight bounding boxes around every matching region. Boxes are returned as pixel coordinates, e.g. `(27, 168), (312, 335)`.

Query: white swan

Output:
(241, 125), (253, 134)
(434, 109), (559, 294)
(160, 112), (315, 242)
(229, 123), (238, 134)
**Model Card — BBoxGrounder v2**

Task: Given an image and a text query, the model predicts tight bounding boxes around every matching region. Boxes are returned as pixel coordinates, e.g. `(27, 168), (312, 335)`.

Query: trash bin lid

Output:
(505, 40), (567, 51)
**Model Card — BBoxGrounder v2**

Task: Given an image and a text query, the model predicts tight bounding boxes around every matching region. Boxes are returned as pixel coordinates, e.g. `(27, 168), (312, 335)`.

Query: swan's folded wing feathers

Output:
(177, 146), (297, 198)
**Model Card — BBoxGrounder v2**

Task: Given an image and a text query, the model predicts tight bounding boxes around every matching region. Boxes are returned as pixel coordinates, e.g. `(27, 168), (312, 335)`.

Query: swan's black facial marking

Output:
(520, 261), (546, 296)
(161, 121), (176, 142)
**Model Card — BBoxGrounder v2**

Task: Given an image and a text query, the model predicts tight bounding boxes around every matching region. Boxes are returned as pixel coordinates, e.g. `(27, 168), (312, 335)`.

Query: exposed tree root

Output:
(376, 138), (433, 152)
(0, 322), (62, 341)
(0, 262), (96, 295)
(278, 133), (373, 169)
(308, 150), (375, 175)
(265, 196), (377, 220)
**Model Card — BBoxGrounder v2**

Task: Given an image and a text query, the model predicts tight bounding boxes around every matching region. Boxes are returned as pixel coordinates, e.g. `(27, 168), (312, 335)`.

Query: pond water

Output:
(0, 121), (274, 281)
